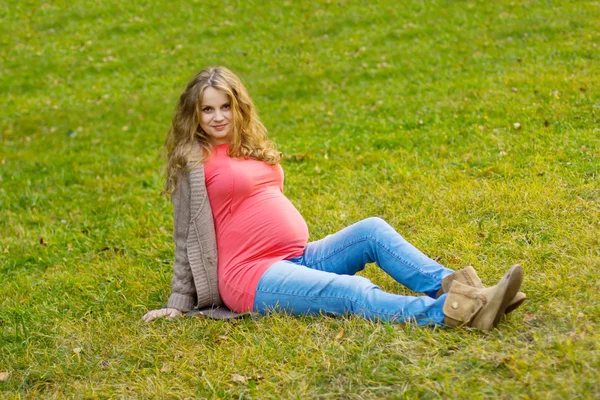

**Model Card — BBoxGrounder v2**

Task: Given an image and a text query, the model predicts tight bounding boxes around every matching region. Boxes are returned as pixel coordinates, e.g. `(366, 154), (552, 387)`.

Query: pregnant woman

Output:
(142, 66), (525, 331)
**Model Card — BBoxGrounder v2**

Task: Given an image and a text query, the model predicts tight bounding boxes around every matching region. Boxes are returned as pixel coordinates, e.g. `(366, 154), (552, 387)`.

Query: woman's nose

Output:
(214, 109), (224, 121)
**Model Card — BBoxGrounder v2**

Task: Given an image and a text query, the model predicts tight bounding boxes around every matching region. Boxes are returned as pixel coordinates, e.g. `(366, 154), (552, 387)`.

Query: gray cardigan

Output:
(167, 161), (222, 311)
(166, 158), (251, 319)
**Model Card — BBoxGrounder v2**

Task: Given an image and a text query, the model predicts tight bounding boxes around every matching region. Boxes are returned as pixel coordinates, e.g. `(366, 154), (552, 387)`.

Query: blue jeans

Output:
(253, 217), (453, 326)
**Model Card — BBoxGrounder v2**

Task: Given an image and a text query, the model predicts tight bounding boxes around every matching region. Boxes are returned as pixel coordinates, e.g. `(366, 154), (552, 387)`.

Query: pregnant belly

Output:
(219, 190), (309, 266)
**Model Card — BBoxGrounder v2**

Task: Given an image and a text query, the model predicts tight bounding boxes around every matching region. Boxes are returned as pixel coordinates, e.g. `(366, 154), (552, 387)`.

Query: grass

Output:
(1, 0), (599, 398)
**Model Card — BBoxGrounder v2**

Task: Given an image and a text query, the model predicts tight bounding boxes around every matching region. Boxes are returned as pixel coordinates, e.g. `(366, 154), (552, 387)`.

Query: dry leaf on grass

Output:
(0, 372), (9, 381)
(231, 373), (264, 385)
(160, 363), (172, 373)
(231, 373), (248, 384)
(523, 313), (537, 325)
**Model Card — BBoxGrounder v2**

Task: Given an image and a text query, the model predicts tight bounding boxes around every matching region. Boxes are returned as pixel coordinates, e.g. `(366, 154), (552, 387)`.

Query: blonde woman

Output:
(142, 66), (526, 331)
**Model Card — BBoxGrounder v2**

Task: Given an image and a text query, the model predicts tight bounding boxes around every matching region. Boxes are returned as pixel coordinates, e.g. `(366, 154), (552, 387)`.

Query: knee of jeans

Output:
(343, 278), (383, 313)
(363, 216), (393, 236)
(347, 275), (379, 300)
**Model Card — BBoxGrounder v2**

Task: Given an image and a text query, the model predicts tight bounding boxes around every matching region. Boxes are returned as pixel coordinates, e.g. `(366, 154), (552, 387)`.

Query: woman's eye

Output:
(223, 104), (230, 110)
(203, 107), (212, 112)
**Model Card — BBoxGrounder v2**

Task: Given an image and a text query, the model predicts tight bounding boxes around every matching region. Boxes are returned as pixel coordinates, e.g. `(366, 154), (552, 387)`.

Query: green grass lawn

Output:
(1, 0), (599, 398)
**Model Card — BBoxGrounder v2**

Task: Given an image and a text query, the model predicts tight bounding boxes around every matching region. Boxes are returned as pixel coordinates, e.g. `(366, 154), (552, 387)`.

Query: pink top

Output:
(204, 143), (309, 312)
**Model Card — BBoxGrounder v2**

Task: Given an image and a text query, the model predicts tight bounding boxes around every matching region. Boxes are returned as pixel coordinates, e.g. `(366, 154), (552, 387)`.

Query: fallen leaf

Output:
(523, 313), (537, 324)
(160, 363), (172, 373)
(39, 237), (48, 246)
(513, 122), (521, 130)
(335, 327), (345, 340)
(73, 347), (82, 354)
(231, 373), (248, 384)
(0, 372), (8, 381)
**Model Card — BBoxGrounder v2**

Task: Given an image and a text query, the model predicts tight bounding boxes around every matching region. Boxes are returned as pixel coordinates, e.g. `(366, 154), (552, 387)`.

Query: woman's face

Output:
(199, 86), (233, 145)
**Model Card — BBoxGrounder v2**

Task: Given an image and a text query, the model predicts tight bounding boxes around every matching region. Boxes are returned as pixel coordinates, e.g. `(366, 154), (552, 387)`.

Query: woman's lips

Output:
(213, 124), (228, 131)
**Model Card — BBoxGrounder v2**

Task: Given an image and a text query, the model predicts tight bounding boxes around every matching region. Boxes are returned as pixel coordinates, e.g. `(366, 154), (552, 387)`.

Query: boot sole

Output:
(505, 293), (526, 314)
(491, 265), (523, 328)
(473, 265), (524, 331)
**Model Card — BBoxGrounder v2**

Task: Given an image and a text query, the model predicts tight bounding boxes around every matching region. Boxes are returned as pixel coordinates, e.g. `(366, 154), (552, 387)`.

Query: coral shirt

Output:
(204, 143), (309, 312)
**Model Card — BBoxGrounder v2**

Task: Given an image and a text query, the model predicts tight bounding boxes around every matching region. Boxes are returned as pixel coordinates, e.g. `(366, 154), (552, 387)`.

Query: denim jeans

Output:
(253, 217), (454, 326)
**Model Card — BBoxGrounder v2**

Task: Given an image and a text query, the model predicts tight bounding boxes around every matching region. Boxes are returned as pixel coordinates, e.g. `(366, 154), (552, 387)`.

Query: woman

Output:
(142, 66), (526, 331)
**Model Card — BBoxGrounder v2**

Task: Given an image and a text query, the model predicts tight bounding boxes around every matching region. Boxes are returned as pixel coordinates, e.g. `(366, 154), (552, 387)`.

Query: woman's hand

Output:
(142, 308), (183, 322)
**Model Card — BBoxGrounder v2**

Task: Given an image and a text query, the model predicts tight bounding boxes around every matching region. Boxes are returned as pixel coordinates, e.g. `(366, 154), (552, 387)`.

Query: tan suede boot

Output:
(436, 266), (526, 314)
(443, 265), (524, 332)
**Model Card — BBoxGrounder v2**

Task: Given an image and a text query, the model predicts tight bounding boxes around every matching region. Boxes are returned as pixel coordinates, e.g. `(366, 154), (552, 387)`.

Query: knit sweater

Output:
(166, 151), (224, 312)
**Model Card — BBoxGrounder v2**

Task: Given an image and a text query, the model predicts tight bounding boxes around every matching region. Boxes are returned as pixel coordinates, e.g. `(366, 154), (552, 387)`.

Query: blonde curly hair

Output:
(164, 66), (281, 194)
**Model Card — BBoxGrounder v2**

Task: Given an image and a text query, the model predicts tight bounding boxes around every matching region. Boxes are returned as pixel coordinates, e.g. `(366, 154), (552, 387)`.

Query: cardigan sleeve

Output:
(166, 169), (197, 311)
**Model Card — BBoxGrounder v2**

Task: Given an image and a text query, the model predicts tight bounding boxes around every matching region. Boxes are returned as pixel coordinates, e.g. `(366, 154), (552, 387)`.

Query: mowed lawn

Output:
(1, 0), (599, 398)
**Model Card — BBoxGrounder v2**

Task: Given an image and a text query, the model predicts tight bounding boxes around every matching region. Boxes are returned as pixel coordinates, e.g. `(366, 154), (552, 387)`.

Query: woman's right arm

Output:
(143, 169), (197, 322)
(142, 308), (182, 321)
